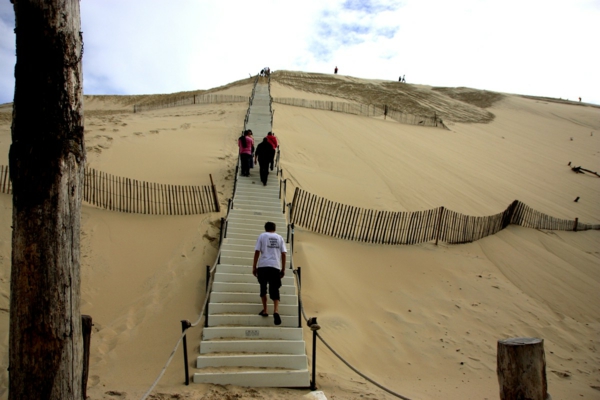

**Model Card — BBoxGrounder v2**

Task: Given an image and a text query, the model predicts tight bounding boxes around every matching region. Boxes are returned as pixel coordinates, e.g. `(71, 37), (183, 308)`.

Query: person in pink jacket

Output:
(238, 130), (254, 176)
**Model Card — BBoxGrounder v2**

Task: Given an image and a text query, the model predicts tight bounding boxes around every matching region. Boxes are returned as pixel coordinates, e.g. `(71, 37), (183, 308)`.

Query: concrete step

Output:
(212, 282), (296, 295)
(233, 202), (283, 213)
(226, 217), (287, 230)
(200, 339), (305, 355)
(232, 198), (281, 210)
(202, 326), (303, 341)
(234, 197), (281, 208)
(207, 313), (299, 327)
(196, 353), (308, 370)
(236, 179), (280, 189)
(214, 272), (294, 286)
(193, 368), (310, 388)
(221, 237), (258, 247)
(233, 201), (282, 213)
(219, 242), (263, 254)
(223, 230), (260, 241)
(219, 253), (290, 266)
(235, 187), (279, 197)
(216, 264), (294, 275)
(226, 225), (288, 236)
(228, 209), (286, 221)
(208, 302), (298, 316)
(209, 291), (296, 305)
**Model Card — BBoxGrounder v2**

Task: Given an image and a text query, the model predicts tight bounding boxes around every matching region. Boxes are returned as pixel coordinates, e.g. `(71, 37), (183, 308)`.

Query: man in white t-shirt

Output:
(252, 221), (287, 325)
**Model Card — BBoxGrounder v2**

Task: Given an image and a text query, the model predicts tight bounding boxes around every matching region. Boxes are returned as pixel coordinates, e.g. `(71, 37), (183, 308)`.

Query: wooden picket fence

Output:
(133, 94), (249, 113)
(290, 188), (599, 245)
(0, 165), (10, 195)
(272, 97), (447, 129)
(0, 165), (220, 215)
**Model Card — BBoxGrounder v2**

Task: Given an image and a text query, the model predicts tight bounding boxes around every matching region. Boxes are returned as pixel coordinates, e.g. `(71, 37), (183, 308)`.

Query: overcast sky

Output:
(1, 0), (599, 105)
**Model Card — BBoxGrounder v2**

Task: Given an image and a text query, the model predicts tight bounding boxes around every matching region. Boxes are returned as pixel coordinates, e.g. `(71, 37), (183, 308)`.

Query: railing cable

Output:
(294, 271), (413, 400)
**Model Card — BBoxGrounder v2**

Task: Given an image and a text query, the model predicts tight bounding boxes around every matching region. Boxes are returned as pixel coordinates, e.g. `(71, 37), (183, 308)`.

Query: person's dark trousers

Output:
(240, 154), (252, 176)
(259, 160), (270, 185)
(269, 154), (275, 171)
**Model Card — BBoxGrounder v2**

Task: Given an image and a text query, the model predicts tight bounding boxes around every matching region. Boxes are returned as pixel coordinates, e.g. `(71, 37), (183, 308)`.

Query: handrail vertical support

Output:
(180, 320), (192, 385)
(290, 223), (294, 267)
(205, 266), (210, 328)
(297, 267), (302, 328)
(283, 179), (287, 214)
(308, 317), (321, 391)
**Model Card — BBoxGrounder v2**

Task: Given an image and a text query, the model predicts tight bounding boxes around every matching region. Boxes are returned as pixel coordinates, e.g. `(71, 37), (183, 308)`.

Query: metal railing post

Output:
(180, 320), (192, 385)
(290, 223), (294, 267)
(283, 179), (287, 214)
(204, 266), (210, 328)
(297, 267), (302, 328)
(279, 176), (282, 199)
(308, 317), (321, 391)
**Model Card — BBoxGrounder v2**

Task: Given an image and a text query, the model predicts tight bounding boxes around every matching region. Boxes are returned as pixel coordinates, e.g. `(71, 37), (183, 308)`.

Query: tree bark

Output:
(497, 337), (548, 400)
(9, 1), (85, 399)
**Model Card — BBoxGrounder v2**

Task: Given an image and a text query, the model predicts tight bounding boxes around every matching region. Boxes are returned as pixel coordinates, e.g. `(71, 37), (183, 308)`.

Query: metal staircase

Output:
(193, 79), (310, 387)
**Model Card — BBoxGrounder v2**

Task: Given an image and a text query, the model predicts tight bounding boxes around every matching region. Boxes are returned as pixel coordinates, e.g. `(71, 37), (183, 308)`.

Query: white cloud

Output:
(0, 0), (598, 104)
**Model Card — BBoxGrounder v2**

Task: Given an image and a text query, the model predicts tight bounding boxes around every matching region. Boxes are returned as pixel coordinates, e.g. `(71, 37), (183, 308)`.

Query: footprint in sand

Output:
(105, 390), (126, 397)
(88, 375), (100, 387)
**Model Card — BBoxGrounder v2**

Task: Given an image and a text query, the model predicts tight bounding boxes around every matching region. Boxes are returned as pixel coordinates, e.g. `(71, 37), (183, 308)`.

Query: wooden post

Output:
(10, 1), (85, 398)
(573, 218), (578, 232)
(497, 337), (548, 400)
(435, 206), (445, 245)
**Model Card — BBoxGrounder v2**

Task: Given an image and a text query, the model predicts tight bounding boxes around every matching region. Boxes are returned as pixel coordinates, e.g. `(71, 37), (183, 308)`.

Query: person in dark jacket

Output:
(254, 137), (276, 186)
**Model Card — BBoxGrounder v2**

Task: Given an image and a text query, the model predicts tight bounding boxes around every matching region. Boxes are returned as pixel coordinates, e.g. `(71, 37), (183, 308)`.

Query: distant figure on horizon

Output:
(334, 66), (338, 74)
(402, 75), (406, 83)
(579, 97), (582, 102)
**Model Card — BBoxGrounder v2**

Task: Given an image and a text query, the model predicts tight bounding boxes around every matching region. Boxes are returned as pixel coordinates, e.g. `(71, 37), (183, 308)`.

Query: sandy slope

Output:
(0, 72), (599, 399)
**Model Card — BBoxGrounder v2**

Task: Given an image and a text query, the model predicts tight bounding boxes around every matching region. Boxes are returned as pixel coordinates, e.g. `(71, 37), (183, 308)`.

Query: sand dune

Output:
(0, 71), (598, 399)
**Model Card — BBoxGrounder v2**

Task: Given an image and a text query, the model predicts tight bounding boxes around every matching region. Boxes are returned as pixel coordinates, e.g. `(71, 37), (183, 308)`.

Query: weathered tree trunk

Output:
(497, 337), (548, 400)
(9, 1), (85, 399)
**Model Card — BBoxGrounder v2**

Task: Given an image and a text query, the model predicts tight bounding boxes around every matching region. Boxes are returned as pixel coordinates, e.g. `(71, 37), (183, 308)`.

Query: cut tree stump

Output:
(497, 337), (549, 400)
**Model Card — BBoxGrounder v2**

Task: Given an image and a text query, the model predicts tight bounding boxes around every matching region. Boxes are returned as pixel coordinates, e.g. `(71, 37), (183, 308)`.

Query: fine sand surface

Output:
(0, 71), (599, 399)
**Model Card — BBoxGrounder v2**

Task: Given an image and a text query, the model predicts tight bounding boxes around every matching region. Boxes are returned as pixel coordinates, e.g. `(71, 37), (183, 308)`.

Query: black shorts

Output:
(257, 267), (282, 301)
